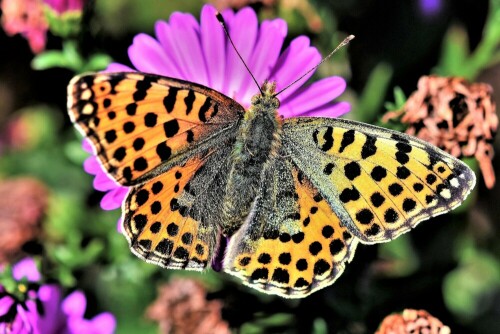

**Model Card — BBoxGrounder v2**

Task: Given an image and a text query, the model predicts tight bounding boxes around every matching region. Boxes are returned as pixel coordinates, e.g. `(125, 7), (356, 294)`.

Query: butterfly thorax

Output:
(221, 82), (282, 236)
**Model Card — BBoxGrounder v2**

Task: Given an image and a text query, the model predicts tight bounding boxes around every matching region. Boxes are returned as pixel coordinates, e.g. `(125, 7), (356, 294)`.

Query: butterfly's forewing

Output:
(68, 72), (243, 185)
(282, 118), (476, 243)
(224, 157), (358, 298)
(68, 72), (244, 270)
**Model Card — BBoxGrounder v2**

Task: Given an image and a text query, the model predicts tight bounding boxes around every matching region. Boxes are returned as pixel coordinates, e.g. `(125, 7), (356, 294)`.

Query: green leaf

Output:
(352, 62), (393, 123)
(82, 53), (113, 72)
(64, 139), (88, 165)
(393, 86), (407, 109)
(62, 41), (84, 71)
(32, 51), (69, 70)
(434, 26), (470, 77)
(31, 41), (84, 71)
(384, 86), (407, 111)
(378, 233), (419, 277)
(312, 318), (328, 334)
(45, 8), (82, 38)
(443, 238), (500, 321)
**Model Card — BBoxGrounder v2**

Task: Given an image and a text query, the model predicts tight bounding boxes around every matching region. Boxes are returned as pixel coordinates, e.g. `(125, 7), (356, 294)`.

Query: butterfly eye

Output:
(272, 97), (280, 109)
(251, 94), (262, 106)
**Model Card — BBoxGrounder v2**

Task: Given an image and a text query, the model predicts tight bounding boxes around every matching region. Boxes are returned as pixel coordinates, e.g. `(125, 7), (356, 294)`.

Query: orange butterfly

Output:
(68, 70), (475, 298)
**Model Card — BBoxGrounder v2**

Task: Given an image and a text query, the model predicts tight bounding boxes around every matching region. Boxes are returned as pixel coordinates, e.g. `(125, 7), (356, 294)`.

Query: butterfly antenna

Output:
(216, 12), (263, 94)
(273, 35), (355, 97)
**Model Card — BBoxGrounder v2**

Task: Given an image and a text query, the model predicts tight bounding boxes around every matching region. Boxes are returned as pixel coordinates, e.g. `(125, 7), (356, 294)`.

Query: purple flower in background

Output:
(0, 258), (40, 333)
(84, 4), (350, 214)
(12, 257), (41, 282)
(44, 0), (84, 14)
(0, 258), (116, 334)
(83, 140), (128, 212)
(419, 0), (443, 16)
(62, 291), (116, 334)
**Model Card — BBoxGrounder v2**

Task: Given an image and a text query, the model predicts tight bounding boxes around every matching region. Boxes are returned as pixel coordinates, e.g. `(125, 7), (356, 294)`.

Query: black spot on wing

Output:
(164, 120), (180, 137)
(339, 130), (355, 153)
(163, 87), (179, 113)
(184, 90), (196, 115)
(198, 98), (212, 122)
(133, 78), (153, 101)
(361, 135), (377, 159)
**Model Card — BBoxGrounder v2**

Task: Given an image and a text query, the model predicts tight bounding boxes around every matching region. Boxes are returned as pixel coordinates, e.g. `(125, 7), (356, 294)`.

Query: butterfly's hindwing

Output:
(282, 117), (476, 243)
(124, 144), (234, 270)
(68, 72), (243, 185)
(224, 156), (358, 298)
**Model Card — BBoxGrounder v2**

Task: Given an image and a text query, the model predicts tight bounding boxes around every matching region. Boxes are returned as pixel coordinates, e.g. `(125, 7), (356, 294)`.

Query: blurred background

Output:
(0, 0), (499, 333)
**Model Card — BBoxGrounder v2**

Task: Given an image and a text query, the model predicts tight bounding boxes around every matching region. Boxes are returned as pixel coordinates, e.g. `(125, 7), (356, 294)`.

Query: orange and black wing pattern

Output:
(67, 72), (243, 270)
(282, 117), (475, 244)
(124, 145), (234, 270)
(224, 157), (358, 298)
(67, 72), (244, 185)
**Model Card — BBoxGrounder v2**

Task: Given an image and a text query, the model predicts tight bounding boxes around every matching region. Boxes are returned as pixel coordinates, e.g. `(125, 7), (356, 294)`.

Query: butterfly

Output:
(67, 71), (475, 298)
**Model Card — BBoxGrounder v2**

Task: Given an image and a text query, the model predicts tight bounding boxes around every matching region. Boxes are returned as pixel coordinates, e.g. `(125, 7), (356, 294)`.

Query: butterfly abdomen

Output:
(222, 103), (282, 236)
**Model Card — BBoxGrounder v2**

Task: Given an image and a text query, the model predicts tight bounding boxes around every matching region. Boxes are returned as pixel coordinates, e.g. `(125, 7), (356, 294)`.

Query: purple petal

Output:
(167, 13), (209, 85)
(93, 172), (119, 192)
(153, 21), (185, 79)
(201, 5), (226, 91)
(83, 156), (100, 175)
(89, 313), (117, 334)
(45, 0), (84, 14)
(34, 285), (65, 334)
(419, 0), (443, 16)
(16, 304), (34, 334)
(0, 322), (24, 334)
(100, 188), (127, 211)
(0, 296), (14, 316)
(82, 140), (93, 153)
(128, 34), (176, 76)
(116, 217), (123, 232)
(66, 313), (117, 334)
(280, 76), (346, 117)
(104, 63), (134, 73)
(238, 18), (287, 103)
(68, 0), (84, 12)
(270, 36), (321, 101)
(12, 258), (40, 282)
(62, 291), (86, 318)
(222, 7), (258, 102)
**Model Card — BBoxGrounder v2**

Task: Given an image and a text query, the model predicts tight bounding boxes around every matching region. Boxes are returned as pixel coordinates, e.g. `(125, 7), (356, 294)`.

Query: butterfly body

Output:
(223, 81), (282, 235)
(68, 72), (475, 298)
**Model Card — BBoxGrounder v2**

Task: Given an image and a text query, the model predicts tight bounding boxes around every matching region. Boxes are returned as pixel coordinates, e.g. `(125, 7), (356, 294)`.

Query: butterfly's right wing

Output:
(224, 156), (358, 298)
(281, 117), (475, 244)
(68, 72), (245, 270)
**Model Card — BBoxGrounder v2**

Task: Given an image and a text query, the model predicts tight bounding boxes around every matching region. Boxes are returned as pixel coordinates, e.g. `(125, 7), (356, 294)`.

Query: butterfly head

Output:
(251, 81), (280, 111)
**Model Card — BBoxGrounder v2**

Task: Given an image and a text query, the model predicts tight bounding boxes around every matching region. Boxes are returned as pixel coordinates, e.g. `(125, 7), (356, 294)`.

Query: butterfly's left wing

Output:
(68, 72), (245, 271)
(281, 117), (476, 243)
(68, 72), (243, 185)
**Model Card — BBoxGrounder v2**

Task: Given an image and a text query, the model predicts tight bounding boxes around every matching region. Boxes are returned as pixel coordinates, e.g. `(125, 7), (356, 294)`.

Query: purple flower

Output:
(0, 258), (116, 334)
(62, 291), (116, 334)
(43, 0), (84, 15)
(419, 0), (443, 17)
(84, 4), (350, 213)
(83, 140), (128, 212)
(12, 257), (41, 282)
